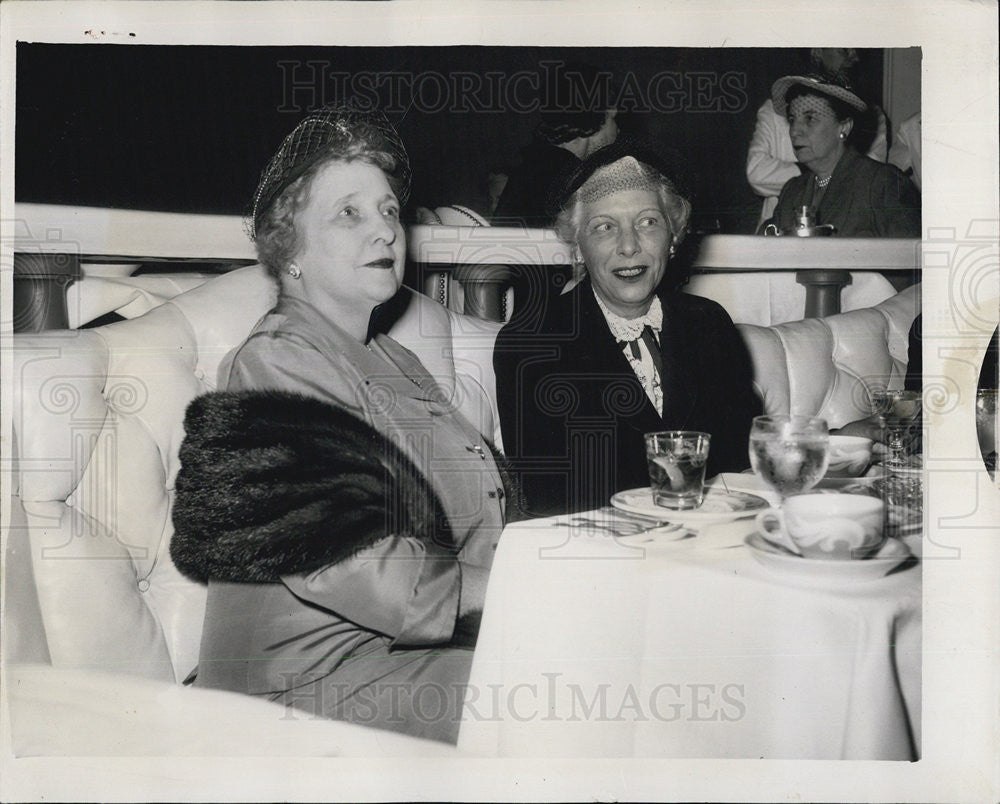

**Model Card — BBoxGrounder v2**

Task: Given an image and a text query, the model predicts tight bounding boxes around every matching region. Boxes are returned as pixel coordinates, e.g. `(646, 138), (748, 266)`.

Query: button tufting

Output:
(137, 579), (151, 593)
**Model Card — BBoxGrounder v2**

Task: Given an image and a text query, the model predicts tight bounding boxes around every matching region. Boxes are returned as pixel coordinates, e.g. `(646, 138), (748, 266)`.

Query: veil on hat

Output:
(249, 102), (411, 240)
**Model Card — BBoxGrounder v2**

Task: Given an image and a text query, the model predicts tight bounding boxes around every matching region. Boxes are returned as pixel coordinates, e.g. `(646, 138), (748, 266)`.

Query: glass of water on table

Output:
(645, 431), (711, 509)
(749, 414), (830, 499)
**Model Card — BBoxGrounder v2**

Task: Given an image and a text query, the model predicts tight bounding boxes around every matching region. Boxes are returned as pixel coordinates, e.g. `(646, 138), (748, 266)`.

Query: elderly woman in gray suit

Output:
(171, 105), (518, 744)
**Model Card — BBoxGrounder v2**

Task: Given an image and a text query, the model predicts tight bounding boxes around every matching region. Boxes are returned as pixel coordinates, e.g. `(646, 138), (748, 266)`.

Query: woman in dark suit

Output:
(493, 139), (762, 516)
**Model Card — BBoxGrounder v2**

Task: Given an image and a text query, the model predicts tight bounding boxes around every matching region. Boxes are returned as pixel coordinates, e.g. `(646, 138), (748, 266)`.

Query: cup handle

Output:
(755, 509), (803, 555)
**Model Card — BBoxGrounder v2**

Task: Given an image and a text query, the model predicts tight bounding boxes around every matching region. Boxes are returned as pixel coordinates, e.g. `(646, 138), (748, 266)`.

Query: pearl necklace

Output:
(815, 174), (833, 188)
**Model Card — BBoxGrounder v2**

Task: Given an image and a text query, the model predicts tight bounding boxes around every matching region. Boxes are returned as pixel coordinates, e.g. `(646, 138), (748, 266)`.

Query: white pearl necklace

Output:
(815, 174), (833, 188)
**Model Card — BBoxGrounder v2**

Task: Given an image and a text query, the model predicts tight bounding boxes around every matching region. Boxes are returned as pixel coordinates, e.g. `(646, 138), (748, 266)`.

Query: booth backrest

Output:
(8, 269), (918, 682)
(685, 271), (899, 326)
(737, 282), (919, 428)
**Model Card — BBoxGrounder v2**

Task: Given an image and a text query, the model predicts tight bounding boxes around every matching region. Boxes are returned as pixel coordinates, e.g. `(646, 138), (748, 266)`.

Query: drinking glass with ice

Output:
(644, 431), (711, 509)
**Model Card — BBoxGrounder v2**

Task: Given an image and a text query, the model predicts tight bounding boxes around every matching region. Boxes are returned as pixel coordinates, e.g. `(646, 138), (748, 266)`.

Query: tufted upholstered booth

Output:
(8, 266), (503, 685)
(6, 268), (918, 693)
(740, 282), (919, 428)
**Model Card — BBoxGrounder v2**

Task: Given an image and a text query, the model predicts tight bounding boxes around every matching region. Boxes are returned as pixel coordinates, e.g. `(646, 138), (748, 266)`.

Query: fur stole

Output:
(170, 389), (523, 584)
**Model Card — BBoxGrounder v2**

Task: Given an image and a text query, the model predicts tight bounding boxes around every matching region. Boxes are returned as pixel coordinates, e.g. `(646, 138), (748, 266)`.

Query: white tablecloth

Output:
(458, 498), (921, 760)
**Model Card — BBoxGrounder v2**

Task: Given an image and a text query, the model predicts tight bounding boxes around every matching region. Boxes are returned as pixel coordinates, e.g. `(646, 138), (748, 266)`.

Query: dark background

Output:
(15, 44), (885, 234)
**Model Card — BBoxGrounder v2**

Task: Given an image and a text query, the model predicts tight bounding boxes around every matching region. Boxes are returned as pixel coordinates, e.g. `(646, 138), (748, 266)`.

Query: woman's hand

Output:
(832, 415), (884, 443)
(833, 414), (922, 455)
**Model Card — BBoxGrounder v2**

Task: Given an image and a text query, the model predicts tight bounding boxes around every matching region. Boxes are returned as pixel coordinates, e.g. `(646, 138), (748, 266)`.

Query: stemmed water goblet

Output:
(748, 415), (831, 554)
(870, 389), (922, 468)
(749, 414), (831, 500)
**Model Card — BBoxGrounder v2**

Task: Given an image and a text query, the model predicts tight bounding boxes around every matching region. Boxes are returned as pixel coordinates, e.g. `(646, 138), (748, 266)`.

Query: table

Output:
(458, 483), (921, 760)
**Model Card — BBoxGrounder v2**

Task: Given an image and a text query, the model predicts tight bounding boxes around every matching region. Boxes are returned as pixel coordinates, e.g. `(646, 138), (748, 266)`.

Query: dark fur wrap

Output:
(170, 389), (524, 584)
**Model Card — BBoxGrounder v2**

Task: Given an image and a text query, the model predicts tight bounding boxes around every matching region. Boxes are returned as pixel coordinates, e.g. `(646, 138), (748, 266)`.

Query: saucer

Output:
(611, 487), (769, 523)
(745, 531), (913, 583)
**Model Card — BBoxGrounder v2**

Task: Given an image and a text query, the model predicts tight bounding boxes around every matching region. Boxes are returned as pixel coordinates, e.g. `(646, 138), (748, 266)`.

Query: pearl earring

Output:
(839, 132), (845, 140)
(287, 263), (302, 279)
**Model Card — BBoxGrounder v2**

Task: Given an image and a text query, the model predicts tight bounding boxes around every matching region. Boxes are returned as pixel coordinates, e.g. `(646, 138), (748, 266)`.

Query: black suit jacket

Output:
(493, 279), (762, 516)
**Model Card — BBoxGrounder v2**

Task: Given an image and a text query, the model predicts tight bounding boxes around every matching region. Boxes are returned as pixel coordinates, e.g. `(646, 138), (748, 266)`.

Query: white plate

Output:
(718, 471), (884, 496)
(611, 487), (769, 523)
(745, 531), (914, 583)
(817, 469), (886, 488)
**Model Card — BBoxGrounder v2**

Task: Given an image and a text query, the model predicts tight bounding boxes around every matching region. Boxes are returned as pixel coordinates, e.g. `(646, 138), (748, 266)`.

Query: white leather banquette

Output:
(7, 266), (919, 685)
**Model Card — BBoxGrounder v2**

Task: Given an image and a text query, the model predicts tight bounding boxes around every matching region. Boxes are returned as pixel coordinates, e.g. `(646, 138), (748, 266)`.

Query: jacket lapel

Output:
(657, 291), (698, 429)
(573, 282), (695, 431)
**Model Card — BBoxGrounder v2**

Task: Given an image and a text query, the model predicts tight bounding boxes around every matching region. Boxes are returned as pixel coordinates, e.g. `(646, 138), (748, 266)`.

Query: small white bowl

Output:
(826, 435), (874, 478)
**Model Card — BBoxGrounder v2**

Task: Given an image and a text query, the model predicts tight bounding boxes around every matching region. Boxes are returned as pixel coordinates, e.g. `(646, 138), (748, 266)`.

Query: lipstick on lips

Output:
(614, 264), (649, 280)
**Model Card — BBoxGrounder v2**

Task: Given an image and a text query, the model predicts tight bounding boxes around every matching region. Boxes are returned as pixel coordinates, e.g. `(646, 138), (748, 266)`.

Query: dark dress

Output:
(771, 147), (921, 237)
(493, 278), (763, 516)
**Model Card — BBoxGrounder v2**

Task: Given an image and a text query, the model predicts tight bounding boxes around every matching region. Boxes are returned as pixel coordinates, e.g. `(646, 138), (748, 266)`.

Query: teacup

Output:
(825, 435), (874, 478)
(755, 493), (885, 559)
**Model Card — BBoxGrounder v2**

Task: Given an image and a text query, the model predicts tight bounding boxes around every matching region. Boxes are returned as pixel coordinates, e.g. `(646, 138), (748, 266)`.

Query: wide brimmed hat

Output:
(546, 136), (691, 217)
(771, 73), (867, 117)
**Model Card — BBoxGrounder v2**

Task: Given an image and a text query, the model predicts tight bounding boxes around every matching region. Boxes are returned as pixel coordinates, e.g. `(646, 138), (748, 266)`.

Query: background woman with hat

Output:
(745, 48), (889, 229)
(493, 139), (761, 516)
(170, 104), (518, 743)
(766, 74), (920, 237)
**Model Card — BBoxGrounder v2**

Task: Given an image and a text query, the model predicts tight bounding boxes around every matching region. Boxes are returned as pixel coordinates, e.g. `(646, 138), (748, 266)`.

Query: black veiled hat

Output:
(249, 102), (411, 240)
(546, 136), (692, 218)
